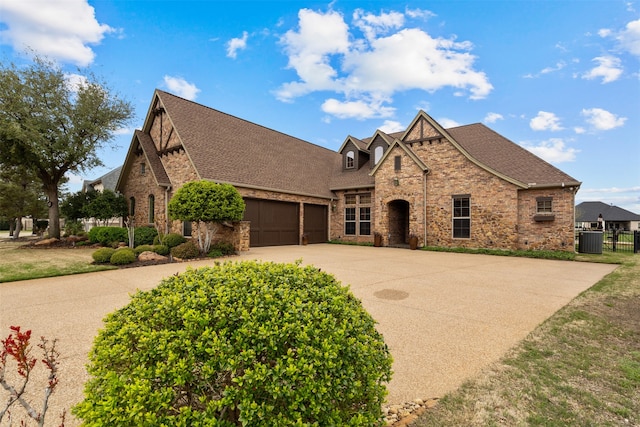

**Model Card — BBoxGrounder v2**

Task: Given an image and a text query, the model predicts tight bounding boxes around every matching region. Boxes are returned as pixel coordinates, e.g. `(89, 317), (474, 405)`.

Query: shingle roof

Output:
(136, 130), (171, 186)
(447, 124), (581, 188)
(83, 165), (122, 192)
(576, 201), (640, 222)
(156, 90), (337, 198)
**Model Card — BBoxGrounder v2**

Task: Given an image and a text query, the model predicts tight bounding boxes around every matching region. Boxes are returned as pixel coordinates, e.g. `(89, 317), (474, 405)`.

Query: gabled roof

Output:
(447, 123), (581, 188)
(83, 165), (122, 192)
(370, 139), (429, 176)
(152, 90), (338, 199)
(576, 201), (640, 222)
(337, 136), (368, 154)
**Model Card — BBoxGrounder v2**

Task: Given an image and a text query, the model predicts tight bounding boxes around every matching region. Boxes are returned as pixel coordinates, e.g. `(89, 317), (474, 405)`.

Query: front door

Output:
(388, 200), (410, 246)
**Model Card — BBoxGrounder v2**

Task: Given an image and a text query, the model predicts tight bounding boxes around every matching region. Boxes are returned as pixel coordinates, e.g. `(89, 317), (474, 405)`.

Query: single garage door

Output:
(303, 204), (328, 244)
(243, 198), (299, 247)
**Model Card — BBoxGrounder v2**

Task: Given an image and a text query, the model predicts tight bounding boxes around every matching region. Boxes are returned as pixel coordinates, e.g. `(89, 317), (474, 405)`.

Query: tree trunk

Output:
(13, 216), (22, 239)
(9, 219), (15, 237)
(44, 185), (61, 239)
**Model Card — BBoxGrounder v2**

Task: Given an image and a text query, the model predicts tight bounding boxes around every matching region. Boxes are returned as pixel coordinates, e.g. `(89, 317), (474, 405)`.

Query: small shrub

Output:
(171, 241), (199, 259)
(132, 226), (158, 247)
(74, 261), (392, 426)
(109, 248), (136, 265)
(152, 235), (161, 245)
(88, 226), (128, 246)
(153, 245), (170, 256)
(209, 241), (236, 257)
(134, 245), (155, 255)
(92, 247), (116, 264)
(162, 233), (186, 248)
(64, 220), (84, 237)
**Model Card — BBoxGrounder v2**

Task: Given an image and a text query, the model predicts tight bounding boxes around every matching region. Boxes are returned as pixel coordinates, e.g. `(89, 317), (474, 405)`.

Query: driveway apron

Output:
(0, 244), (617, 425)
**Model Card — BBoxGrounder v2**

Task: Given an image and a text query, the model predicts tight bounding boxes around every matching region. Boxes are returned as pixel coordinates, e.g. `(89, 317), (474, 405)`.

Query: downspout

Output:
(163, 185), (172, 235)
(423, 170), (429, 246)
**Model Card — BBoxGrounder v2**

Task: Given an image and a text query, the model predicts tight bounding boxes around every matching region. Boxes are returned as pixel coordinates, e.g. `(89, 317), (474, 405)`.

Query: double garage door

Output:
(243, 198), (327, 247)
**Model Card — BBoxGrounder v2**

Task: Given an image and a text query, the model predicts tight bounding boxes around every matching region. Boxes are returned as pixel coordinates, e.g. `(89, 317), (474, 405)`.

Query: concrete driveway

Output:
(0, 244), (617, 425)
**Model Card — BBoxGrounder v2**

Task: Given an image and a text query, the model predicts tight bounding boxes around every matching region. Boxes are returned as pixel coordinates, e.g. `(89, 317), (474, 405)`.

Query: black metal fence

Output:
(576, 230), (640, 254)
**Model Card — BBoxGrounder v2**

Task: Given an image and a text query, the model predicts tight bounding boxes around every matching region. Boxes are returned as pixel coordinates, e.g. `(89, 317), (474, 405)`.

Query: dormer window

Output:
(346, 151), (355, 169)
(374, 146), (383, 164)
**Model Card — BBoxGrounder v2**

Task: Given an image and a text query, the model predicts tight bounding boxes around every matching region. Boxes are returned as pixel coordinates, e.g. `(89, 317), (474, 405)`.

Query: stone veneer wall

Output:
(517, 187), (577, 251)
(119, 152), (167, 229)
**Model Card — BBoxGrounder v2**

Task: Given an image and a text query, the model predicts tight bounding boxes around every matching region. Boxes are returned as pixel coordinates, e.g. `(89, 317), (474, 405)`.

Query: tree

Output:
(60, 190), (98, 222)
(82, 189), (128, 226)
(0, 57), (133, 238)
(168, 181), (245, 254)
(0, 165), (47, 239)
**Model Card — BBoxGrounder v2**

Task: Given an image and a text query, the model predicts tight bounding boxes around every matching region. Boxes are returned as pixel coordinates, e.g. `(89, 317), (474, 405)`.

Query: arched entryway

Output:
(388, 200), (410, 246)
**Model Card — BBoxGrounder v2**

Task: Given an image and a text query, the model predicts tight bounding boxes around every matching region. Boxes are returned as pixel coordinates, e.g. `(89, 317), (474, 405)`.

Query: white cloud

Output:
(379, 120), (405, 133)
(582, 56), (623, 83)
(438, 118), (461, 128)
(163, 76), (200, 101)
(276, 8), (492, 119)
(0, 0), (113, 66)
(64, 73), (88, 92)
(530, 111), (563, 131)
(353, 9), (404, 41)
(405, 8), (436, 20)
(617, 18), (640, 56)
(540, 61), (566, 74)
(581, 108), (627, 130)
(520, 138), (579, 163)
(226, 31), (248, 59)
(574, 126), (586, 134)
(484, 112), (504, 123)
(321, 98), (394, 119)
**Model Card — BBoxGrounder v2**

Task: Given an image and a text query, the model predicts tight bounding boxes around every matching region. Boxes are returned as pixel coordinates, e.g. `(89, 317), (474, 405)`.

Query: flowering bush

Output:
(74, 261), (392, 426)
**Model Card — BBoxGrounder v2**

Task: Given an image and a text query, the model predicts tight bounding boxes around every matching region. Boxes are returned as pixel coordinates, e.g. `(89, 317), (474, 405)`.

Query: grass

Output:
(0, 233), (115, 283)
(414, 251), (640, 426)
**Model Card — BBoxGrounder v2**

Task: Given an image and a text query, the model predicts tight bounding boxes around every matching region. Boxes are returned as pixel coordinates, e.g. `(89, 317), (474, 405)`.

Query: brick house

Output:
(116, 90), (581, 251)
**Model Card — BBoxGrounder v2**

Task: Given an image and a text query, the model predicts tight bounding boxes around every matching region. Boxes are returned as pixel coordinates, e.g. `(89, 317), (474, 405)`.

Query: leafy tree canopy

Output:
(0, 56), (133, 238)
(168, 181), (245, 223)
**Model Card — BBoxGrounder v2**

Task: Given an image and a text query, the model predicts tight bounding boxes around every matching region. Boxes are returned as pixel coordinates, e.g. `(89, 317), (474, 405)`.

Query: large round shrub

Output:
(92, 247), (115, 263)
(162, 232), (186, 248)
(132, 226), (158, 247)
(109, 247), (136, 265)
(171, 240), (200, 259)
(74, 261), (392, 426)
(88, 226), (127, 246)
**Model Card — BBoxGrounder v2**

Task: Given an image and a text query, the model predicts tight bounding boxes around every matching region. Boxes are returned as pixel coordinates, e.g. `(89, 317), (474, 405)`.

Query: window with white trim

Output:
(374, 146), (383, 164)
(346, 151), (355, 169)
(344, 193), (371, 236)
(452, 195), (470, 238)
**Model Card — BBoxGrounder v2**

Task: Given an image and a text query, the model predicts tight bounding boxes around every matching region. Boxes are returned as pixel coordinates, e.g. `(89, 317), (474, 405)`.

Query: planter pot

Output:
(374, 234), (382, 247)
(301, 235), (308, 246)
(409, 236), (418, 250)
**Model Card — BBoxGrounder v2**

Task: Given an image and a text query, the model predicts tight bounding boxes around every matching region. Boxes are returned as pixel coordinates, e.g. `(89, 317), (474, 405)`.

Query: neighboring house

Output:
(116, 90), (581, 251)
(81, 165), (123, 229)
(82, 165), (122, 193)
(576, 201), (640, 231)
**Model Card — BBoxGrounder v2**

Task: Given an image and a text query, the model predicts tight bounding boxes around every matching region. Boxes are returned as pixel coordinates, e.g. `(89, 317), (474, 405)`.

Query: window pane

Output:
(360, 221), (371, 235)
(394, 155), (401, 171)
(345, 222), (356, 235)
(374, 146), (383, 164)
(345, 207), (356, 220)
(453, 219), (470, 238)
(359, 193), (371, 204)
(537, 200), (552, 213)
(360, 207), (370, 220)
(346, 151), (355, 168)
(345, 194), (356, 205)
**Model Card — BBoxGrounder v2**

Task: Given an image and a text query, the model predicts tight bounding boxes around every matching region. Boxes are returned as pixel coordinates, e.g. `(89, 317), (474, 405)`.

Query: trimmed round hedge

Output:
(74, 261), (393, 426)
(91, 247), (116, 264)
(109, 247), (136, 265)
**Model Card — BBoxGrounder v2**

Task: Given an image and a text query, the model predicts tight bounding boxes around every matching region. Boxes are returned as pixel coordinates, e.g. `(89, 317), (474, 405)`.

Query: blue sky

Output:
(1, 0), (639, 212)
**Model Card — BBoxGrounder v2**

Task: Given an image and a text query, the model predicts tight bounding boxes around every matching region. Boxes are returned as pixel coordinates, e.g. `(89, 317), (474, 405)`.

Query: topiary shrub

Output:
(73, 261), (392, 426)
(109, 247), (136, 265)
(162, 232), (186, 248)
(92, 247), (116, 264)
(153, 244), (170, 256)
(170, 240), (200, 259)
(132, 226), (158, 247)
(88, 226), (128, 246)
(207, 241), (236, 258)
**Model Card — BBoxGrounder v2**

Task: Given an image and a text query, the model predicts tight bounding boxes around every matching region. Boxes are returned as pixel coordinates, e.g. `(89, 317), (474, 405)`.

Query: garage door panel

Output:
(243, 198), (299, 247)
(304, 204), (328, 244)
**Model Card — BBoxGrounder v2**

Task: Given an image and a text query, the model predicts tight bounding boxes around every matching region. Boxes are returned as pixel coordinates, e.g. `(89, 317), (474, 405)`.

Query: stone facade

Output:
(119, 92), (579, 253)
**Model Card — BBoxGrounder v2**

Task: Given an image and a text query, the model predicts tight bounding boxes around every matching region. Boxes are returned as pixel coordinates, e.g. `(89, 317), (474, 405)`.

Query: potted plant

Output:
(374, 232), (383, 247)
(408, 234), (419, 250)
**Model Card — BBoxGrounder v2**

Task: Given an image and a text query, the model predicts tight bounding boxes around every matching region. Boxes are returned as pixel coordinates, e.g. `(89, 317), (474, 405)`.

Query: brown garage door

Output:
(304, 204), (328, 244)
(243, 198), (299, 247)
